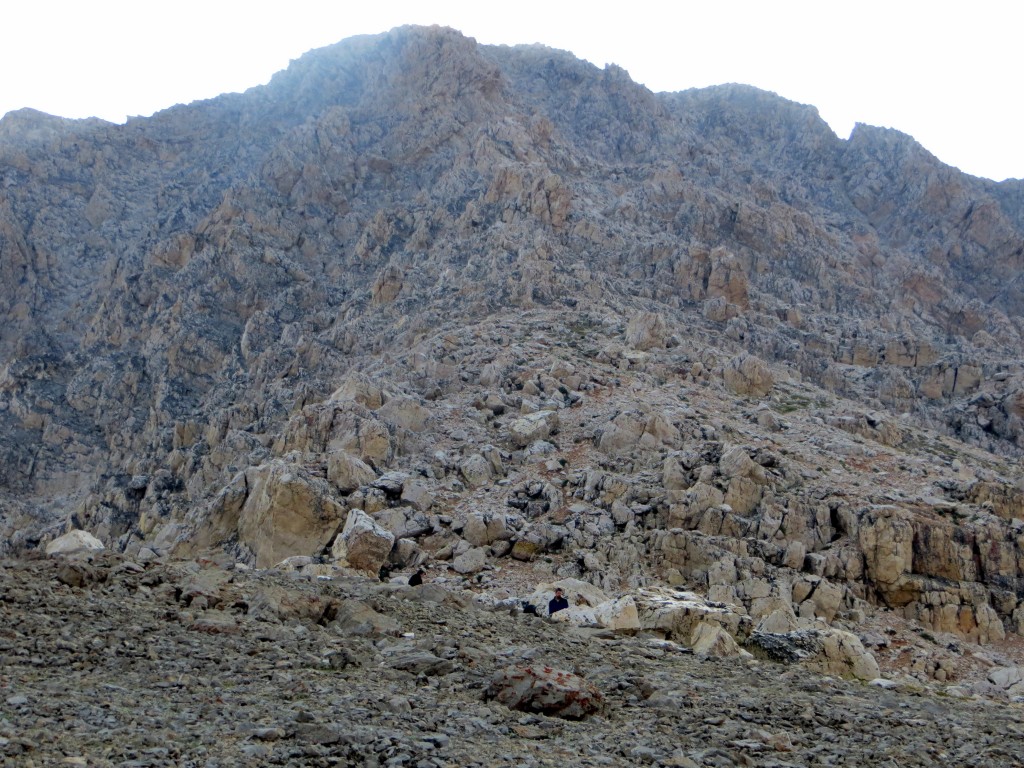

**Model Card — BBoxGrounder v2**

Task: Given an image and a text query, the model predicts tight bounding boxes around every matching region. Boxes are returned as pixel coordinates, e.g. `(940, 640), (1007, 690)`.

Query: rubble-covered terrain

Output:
(4, 552), (1024, 767)
(2, 24), (1024, 765)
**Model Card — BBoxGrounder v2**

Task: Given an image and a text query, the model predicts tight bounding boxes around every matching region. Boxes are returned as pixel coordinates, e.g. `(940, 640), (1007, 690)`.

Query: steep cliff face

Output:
(2, 26), (1023, 646)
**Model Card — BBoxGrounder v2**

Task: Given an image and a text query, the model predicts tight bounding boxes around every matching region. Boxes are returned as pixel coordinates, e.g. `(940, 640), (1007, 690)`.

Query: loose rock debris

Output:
(2, 553), (1024, 766)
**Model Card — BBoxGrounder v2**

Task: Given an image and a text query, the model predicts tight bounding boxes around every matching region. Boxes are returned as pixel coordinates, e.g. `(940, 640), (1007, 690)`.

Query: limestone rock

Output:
(858, 506), (914, 599)
(662, 454), (690, 491)
(816, 629), (881, 681)
(188, 461), (346, 569)
(691, 622), (750, 659)
(4, 24), (1024, 763)
(747, 628), (880, 681)
(452, 546), (489, 574)
(706, 248), (749, 309)
(806, 578), (845, 622)
(400, 478), (434, 511)
(625, 312), (669, 351)
(389, 537), (426, 569)
(510, 540), (541, 561)
(247, 585), (338, 625)
(463, 511), (517, 547)
(543, 592), (641, 632)
(718, 446), (766, 483)
(637, 588), (749, 641)
(988, 664), (1023, 686)
(723, 354), (774, 398)
(755, 608), (800, 634)
(591, 596), (641, 632)
(332, 509), (395, 576)
(372, 507), (432, 540)
(331, 599), (400, 636)
(326, 451), (377, 493)
(782, 540), (806, 570)
(597, 411), (647, 454)
(45, 530), (104, 556)
(459, 512), (487, 548)
(3, 23), (1024, 689)
(379, 396), (430, 433)
(328, 375), (385, 410)
(459, 454), (493, 487)
(508, 410), (560, 448)
(387, 650), (455, 676)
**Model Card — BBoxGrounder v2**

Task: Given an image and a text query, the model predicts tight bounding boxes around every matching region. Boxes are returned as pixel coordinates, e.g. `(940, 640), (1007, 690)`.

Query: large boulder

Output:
(378, 396), (430, 433)
(564, 595), (640, 631)
(747, 628), (880, 681)
(181, 461), (346, 569)
(636, 587), (750, 641)
(591, 596), (641, 631)
(706, 248), (749, 308)
(328, 374), (384, 409)
(816, 629), (882, 681)
(331, 599), (400, 636)
(988, 666), (1024, 697)
(372, 508), (433, 540)
(247, 585), (338, 624)
(399, 478), (434, 511)
(463, 511), (518, 547)
(512, 522), (567, 560)
(332, 509), (395, 576)
(45, 529), (105, 556)
(485, 666), (604, 719)
(463, 512), (492, 547)
(718, 446), (767, 483)
(239, 463), (347, 569)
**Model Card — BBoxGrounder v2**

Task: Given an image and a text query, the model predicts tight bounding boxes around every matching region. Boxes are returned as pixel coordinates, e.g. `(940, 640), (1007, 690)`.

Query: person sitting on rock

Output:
(548, 587), (569, 616)
(408, 569), (425, 586)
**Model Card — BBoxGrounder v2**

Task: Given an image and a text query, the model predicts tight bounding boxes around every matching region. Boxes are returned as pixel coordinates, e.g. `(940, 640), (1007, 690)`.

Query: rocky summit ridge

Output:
(2, 24), (1024, 765)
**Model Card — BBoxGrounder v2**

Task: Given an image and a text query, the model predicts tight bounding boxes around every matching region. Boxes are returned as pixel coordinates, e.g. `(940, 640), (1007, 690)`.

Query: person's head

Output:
(554, 588), (563, 597)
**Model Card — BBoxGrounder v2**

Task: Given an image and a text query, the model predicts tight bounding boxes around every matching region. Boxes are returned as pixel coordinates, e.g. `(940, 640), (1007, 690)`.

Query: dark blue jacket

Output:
(548, 595), (569, 615)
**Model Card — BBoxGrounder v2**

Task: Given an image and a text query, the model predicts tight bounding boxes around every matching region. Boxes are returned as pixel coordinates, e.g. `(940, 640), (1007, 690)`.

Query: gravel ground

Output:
(3, 553), (1024, 767)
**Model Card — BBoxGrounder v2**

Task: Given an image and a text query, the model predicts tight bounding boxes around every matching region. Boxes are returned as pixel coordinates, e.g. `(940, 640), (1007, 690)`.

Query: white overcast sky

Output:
(3, 1), (1021, 181)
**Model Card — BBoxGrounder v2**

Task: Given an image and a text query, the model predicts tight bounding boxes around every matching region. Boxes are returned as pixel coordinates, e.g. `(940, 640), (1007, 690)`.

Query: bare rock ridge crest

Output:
(3, 24), (1024, 693)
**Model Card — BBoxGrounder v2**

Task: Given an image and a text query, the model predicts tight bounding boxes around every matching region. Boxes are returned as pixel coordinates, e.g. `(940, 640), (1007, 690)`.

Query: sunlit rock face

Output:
(2, 25), (1024, 646)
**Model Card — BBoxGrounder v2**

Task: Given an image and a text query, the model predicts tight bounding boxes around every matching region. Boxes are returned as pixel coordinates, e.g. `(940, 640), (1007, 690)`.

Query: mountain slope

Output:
(2, 25), (1024, 661)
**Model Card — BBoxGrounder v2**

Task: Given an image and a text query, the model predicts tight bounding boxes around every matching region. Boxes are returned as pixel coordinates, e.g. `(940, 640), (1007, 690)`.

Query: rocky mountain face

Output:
(3, 24), (1024, 689)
